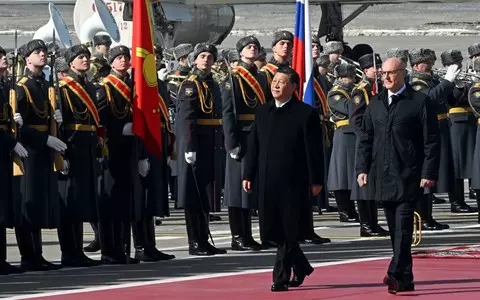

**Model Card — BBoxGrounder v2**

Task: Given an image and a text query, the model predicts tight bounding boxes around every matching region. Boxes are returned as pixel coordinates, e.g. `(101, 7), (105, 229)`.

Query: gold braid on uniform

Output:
(189, 75), (213, 114)
(62, 88), (89, 121)
(102, 82), (131, 119)
(19, 81), (48, 119)
(235, 74), (259, 108)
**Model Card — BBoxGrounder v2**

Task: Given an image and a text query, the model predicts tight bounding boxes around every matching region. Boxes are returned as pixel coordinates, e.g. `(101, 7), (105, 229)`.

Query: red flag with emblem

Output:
(131, 0), (162, 158)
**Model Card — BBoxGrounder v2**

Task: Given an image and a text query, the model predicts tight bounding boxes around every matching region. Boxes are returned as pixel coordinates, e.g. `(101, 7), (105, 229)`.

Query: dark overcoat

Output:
(15, 72), (60, 228)
(176, 70), (223, 211)
(57, 71), (99, 222)
(355, 85), (440, 202)
(0, 79), (16, 227)
(221, 62), (268, 209)
(97, 72), (144, 222)
(468, 83), (480, 189)
(243, 99), (324, 244)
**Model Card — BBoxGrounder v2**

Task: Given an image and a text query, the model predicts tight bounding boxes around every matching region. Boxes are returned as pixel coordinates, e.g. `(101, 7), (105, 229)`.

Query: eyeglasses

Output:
(380, 69), (405, 77)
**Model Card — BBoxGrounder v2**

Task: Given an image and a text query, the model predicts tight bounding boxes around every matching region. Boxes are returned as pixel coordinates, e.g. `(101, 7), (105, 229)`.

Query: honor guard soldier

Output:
(409, 48), (460, 230)
(88, 34), (112, 83)
(327, 64), (359, 223)
(350, 53), (389, 237)
(351, 44), (373, 63)
(260, 30), (293, 88)
(15, 40), (65, 271)
(56, 45), (102, 267)
(311, 35), (323, 60)
(467, 43), (480, 200)
(132, 45), (175, 262)
(222, 36), (266, 251)
(54, 57), (69, 80)
(173, 43), (193, 77)
(177, 43), (227, 256)
(323, 41), (344, 80)
(468, 43), (480, 222)
(441, 50), (477, 213)
(0, 46), (27, 275)
(97, 45), (144, 264)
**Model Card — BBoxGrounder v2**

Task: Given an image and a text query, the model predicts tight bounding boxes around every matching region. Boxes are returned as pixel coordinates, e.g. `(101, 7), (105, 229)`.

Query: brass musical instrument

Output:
(412, 212), (422, 247)
(339, 56), (365, 81)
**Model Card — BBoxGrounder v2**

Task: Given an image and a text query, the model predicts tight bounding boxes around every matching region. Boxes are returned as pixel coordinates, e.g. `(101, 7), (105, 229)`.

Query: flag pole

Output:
(303, 0), (312, 99)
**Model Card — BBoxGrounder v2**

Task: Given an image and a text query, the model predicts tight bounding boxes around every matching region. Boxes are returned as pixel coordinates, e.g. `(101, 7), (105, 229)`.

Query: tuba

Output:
(339, 56), (365, 81)
(78, 0), (120, 47)
(33, 3), (72, 49)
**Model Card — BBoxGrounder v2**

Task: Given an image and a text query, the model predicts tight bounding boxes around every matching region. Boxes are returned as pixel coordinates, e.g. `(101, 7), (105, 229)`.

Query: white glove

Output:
(14, 113), (23, 127)
(138, 159), (150, 177)
(46, 135), (67, 152)
(229, 146), (241, 160)
(158, 68), (169, 82)
(60, 159), (69, 175)
(185, 152), (196, 165)
(13, 142), (28, 158)
(122, 122), (134, 136)
(444, 64), (461, 83)
(53, 109), (63, 124)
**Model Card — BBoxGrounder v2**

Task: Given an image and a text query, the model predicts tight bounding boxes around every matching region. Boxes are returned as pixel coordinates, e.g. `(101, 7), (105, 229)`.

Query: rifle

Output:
(49, 28), (65, 172)
(10, 30), (25, 176)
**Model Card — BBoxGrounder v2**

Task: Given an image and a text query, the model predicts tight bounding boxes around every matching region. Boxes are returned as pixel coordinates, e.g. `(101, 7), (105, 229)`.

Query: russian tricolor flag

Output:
(292, 0), (315, 107)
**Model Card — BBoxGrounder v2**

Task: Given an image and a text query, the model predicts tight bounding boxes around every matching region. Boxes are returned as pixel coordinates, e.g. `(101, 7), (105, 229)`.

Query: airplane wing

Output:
(183, 0), (476, 4)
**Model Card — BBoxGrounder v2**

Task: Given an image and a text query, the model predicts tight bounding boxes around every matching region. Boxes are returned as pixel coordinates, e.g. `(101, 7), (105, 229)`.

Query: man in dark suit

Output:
(356, 57), (440, 294)
(243, 66), (324, 292)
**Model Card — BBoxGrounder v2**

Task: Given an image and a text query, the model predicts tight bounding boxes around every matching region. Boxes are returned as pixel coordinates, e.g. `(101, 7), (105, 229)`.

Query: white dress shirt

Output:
(275, 97), (292, 108)
(387, 84), (407, 105)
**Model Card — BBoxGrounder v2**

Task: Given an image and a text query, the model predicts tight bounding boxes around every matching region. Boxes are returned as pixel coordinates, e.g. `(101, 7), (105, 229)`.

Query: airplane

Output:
(71, 0), (476, 51)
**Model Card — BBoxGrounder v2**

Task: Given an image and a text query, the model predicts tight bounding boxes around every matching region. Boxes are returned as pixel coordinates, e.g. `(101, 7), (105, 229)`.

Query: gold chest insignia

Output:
(413, 85), (422, 91)
(334, 94), (341, 101)
(354, 95), (361, 104)
(185, 88), (193, 96)
(224, 82), (231, 90)
(475, 91), (480, 98)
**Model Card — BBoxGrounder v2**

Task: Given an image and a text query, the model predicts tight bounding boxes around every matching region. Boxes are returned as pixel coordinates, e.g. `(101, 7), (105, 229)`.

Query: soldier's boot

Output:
(144, 218), (175, 260)
(369, 200), (389, 236)
(229, 207), (252, 251)
(335, 190), (358, 222)
(16, 226), (61, 271)
(0, 227), (24, 275)
(421, 194), (449, 231)
(133, 218), (175, 262)
(358, 200), (378, 237)
(450, 179), (477, 213)
(83, 223), (101, 252)
(75, 223), (101, 266)
(99, 221), (120, 264)
(242, 209), (263, 250)
(31, 229), (62, 271)
(185, 209), (210, 256)
(432, 194), (446, 204)
(202, 213), (227, 255)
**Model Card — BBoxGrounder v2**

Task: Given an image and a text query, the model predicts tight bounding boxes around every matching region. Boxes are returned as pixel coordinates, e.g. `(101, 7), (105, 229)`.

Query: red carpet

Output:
(29, 258), (480, 300)
(414, 245), (480, 259)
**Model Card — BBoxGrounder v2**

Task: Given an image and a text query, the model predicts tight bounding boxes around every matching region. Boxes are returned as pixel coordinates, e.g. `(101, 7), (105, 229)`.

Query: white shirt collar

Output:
(388, 84), (407, 98)
(275, 97), (291, 108)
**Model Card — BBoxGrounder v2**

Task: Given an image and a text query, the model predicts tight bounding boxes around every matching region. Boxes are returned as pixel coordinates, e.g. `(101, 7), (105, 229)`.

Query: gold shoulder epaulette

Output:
(187, 74), (197, 82)
(474, 82), (480, 88)
(16, 77), (28, 86)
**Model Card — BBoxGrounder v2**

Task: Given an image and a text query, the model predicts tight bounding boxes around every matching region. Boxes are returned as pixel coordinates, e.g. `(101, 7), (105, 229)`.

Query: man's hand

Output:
(420, 179), (436, 188)
(311, 184), (323, 196)
(14, 113), (23, 127)
(53, 109), (63, 124)
(242, 180), (252, 193)
(357, 173), (368, 187)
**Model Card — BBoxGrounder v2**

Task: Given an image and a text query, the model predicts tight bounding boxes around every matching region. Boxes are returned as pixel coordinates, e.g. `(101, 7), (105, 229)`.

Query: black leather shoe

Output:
(289, 268), (313, 287)
(0, 261), (25, 275)
(62, 253), (101, 267)
(261, 240), (279, 249)
(271, 283), (288, 292)
(100, 254), (127, 265)
(451, 203), (477, 213)
(470, 188), (477, 199)
(339, 212), (359, 223)
(374, 225), (390, 237)
(322, 205), (338, 213)
(83, 239), (101, 253)
(432, 194), (446, 204)
(135, 248), (175, 261)
(155, 218), (162, 226)
(303, 233), (331, 244)
(243, 237), (262, 250)
(360, 225), (381, 237)
(422, 219), (449, 231)
(188, 242), (212, 256)
(205, 242), (227, 255)
(231, 236), (253, 251)
(37, 256), (62, 271)
(209, 215), (222, 222)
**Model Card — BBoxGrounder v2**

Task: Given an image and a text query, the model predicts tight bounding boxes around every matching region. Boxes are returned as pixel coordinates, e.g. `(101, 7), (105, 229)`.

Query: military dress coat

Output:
(221, 62), (268, 209)
(448, 84), (476, 179)
(243, 99), (324, 244)
(139, 80), (173, 218)
(56, 71), (100, 222)
(15, 71), (60, 228)
(0, 78), (16, 227)
(327, 85), (356, 191)
(176, 69), (223, 211)
(97, 72), (144, 222)
(468, 83), (480, 189)
(355, 85), (440, 202)
(410, 76), (454, 193)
